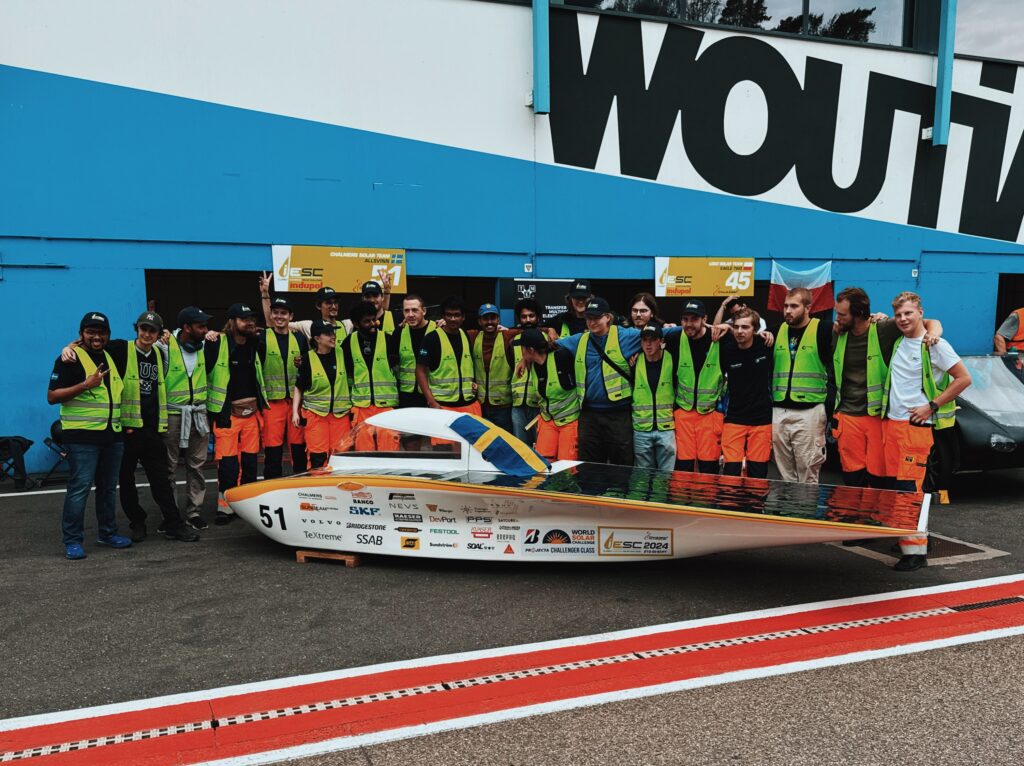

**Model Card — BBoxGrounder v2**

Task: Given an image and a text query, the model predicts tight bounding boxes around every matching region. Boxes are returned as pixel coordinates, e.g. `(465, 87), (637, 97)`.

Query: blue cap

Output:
(478, 303), (500, 317)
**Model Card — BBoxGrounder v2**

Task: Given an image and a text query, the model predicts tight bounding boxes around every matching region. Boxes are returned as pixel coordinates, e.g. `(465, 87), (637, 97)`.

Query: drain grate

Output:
(834, 533), (1009, 566)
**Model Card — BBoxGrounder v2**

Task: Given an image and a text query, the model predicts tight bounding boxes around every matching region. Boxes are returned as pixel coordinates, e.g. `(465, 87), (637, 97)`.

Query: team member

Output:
(513, 328), (579, 461)
(632, 326), (676, 471)
(625, 292), (664, 331)
(163, 306), (212, 530)
(118, 312), (198, 543)
(206, 303), (267, 523)
(293, 320), (352, 468)
(993, 305), (1024, 356)
(261, 274), (349, 344)
(343, 302), (400, 451)
(666, 300), (724, 474)
(832, 287), (943, 488)
(359, 276), (395, 333)
(550, 279), (592, 338)
(260, 296), (308, 478)
(397, 294), (437, 409)
(510, 298), (543, 445)
(557, 297), (640, 465)
(416, 296), (480, 416)
(472, 303), (514, 431)
(719, 309), (773, 478)
(713, 295), (768, 331)
(47, 312), (133, 559)
(771, 288), (835, 484)
(882, 292), (971, 571)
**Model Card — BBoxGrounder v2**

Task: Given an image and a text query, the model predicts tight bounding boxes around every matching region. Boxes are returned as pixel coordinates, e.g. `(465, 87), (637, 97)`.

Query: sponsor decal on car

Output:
(503, 544), (515, 555)
(394, 527), (421, 533)
(393, 513), (423, 523)
(467, 542), (495, 551)
(301, 518), (342, 525)
(523, 528), (597, 555)
(298, 491), (337, 501)
(389, 493), (416, 501)
(337, 482), (365, 492)
(430, 528), (459, 536)
(466, 515), (493, 524)
(346, 522), (386, 530)
(298, 502), (337, 512)
(351, 491), (374, 500)
(355, 534), (383, 546)
(303, 531), (344, 541)
(400, 536), (420, 550)
(349, 507), (381, 516)
(496, 533), (516, 542)
(598, 527), (673, 557)
(428, 541), (459, 549)
(429, 515), (456, 524)
(471, 527), (493, 539)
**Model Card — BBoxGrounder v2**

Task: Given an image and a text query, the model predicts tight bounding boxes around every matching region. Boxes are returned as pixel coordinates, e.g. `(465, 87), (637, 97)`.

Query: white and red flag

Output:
(768, 261), (834, 313)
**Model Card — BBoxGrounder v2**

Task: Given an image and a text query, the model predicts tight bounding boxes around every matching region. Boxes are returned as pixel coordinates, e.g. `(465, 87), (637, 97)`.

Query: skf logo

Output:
(401, 537), (420, 550)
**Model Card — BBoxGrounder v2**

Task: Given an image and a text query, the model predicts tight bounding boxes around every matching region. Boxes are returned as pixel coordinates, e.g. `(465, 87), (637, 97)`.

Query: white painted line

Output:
(3, 572), (1024, 733)
(0, 478), (218, 499)
(191, 624), (1024, 766)
(831, 533), (1011, 567)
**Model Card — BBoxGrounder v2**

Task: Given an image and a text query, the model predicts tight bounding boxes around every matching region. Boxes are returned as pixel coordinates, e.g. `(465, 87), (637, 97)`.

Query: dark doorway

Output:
(995, 274), (1024, 332)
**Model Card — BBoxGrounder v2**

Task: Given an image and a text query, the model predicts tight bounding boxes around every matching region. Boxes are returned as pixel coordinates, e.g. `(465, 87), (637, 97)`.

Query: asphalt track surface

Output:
(3, 465), (1024, 763)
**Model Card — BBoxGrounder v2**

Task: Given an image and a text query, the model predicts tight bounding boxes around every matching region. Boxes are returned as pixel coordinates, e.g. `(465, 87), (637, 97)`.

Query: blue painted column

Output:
(932, 0), (957, 146)
(533, 0), (550, 114)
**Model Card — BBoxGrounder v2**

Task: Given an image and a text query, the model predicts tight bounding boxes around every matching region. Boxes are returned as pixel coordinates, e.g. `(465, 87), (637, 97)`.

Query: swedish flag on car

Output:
(449, 414), (550, 477)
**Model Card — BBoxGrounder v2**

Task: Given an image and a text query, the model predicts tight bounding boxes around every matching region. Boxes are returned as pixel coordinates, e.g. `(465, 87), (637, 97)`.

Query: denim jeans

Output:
(62, 441), (124, 545)
(482, 404), (513, 433)
(633, 430), (676, 472)
(511, 405), (539, 446)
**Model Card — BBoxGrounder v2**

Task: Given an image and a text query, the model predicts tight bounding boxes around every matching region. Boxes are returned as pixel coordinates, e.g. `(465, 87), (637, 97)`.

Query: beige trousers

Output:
(771, 404), (827, 484)
(165, 413), (209, 516)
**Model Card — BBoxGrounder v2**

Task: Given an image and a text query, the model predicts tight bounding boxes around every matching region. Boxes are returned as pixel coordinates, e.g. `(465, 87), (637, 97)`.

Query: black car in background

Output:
(955, 355), (1024, 471)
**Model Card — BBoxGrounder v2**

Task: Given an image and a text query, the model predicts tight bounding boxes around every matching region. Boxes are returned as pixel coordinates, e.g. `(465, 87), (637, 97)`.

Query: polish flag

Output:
(768, 261), (834, 313)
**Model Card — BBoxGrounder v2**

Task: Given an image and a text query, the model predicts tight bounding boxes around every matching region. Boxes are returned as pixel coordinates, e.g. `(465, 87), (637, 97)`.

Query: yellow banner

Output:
(272, 245), (406, 294)
(654, 257), (754, 298)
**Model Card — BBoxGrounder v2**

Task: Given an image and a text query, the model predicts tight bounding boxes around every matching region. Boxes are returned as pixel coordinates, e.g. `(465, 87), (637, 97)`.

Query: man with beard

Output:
(550, 279), (592, 338)
(359, 275), (396, 333)
(259, 296), (308, 478)
(261, 275), (349, 345)
(205, 303), (267, 523)
(343, 301), (401, 451)
(416, 296), (480, 416)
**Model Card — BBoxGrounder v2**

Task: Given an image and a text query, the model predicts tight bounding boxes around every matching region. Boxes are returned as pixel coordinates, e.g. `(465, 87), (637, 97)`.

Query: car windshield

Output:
(959, 355), (1024, 427)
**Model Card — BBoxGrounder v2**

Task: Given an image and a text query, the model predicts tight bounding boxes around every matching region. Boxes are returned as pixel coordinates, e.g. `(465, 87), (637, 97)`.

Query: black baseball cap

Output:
(269, 296), (294, 313)
(640, 325), (663, 339)
(511, 328), (548, 351)
(177, 306), (212, 326)
(681, 299), (706, 317)
(228, 303), (258, 319)
(135, 311), (164, 331)
(80, 311), (111, 331)
(568, 279), (592, 298)
(310, 319), (338, 337)
(315, 287), (339, 304)
(584, 297), (611, 317)
(360, 280), (383, 296)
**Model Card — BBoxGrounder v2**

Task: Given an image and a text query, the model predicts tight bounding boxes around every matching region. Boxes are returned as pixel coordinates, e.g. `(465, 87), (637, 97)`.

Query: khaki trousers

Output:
(165, 412), (209, 516)
(771, 404), (827, 484)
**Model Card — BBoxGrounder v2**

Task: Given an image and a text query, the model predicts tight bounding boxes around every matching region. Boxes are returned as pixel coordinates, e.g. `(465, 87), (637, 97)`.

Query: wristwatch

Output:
(928, 400), (939, 413)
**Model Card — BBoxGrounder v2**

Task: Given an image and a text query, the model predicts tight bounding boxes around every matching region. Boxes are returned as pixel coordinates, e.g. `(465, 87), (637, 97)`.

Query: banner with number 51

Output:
(271, 245), (406, 294)
(654, 257), (754, 298)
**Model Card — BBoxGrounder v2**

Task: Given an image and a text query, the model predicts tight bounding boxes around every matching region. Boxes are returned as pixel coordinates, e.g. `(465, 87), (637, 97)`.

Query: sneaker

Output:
(894, 554), (927, 571)
(65, 543), (87, 560)
(187, 514), (208, 531)
(129, 522), (147, 543)
(156, 520), (167, 534)
(165, 526), (200, 542)
(96, 534), (133, 549)
(215, 511), (237, 526)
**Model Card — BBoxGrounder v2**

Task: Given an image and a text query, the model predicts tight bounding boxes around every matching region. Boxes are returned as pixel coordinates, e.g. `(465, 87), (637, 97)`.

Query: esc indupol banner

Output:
(272, 245), (407, 294)
(654, 257), (754, 298)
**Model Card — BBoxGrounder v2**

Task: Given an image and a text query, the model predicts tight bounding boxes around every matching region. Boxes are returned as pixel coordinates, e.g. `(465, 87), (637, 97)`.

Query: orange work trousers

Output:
(883, 419), (933, 490)
(535, 418), (579, 461)
(673, 408), (724, 462)
(721, 423), (772, 463)
(832, 413), (885, 477)
(351, 405), (401, 452)
(262, 398), (305, 448)
(213, 413), (262, 459)
(303, 410), (351, 455)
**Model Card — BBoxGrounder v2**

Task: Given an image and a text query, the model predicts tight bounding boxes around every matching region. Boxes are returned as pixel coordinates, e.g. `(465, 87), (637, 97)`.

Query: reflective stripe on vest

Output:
(302, 348), (351, 416)
(381, 312), (395, 334)
(833, 322), (887, 416)
(121, 344), (168, 432)
(428, 329), (475, 403)
(398, 321), (436, 393)
(473, 333), (512, 407)
(881, 337), (956, 430)
(61, 347), (123, 433)
(674, 335), (724, 414)
(772, 319), (828, 403)
(1009, 308), (1024, 352)
(633, 352), (675, 432)
(511, 345), (543, 408)
(540, 352), (580, 426)
(165, 334), (207, 407)
(574, 326), (632, 403)
(262, 329), (302, 401)
(207, 338), (267, 414)
(348, 331), (399, 408)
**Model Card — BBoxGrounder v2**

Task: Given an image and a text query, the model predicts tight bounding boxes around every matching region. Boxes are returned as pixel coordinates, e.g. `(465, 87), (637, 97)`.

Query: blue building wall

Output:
(2, 64), (1024, 471)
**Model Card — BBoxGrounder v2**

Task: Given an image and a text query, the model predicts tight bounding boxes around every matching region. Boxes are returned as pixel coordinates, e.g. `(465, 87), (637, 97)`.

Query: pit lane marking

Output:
(4, 577), (1024, 764)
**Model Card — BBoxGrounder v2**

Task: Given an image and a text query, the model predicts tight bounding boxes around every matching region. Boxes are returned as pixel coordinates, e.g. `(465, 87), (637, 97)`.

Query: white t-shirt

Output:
(156, 336), (196, 376)
(886, 335), (960, 422)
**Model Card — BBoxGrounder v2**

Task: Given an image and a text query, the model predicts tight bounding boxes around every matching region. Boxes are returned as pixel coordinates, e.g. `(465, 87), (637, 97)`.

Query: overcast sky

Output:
(956, 0), (1024, 61)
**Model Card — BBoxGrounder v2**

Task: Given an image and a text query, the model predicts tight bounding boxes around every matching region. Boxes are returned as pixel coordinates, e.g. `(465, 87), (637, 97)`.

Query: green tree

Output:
(685, 0), (723, 23)
(718, 0), (771, 29)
